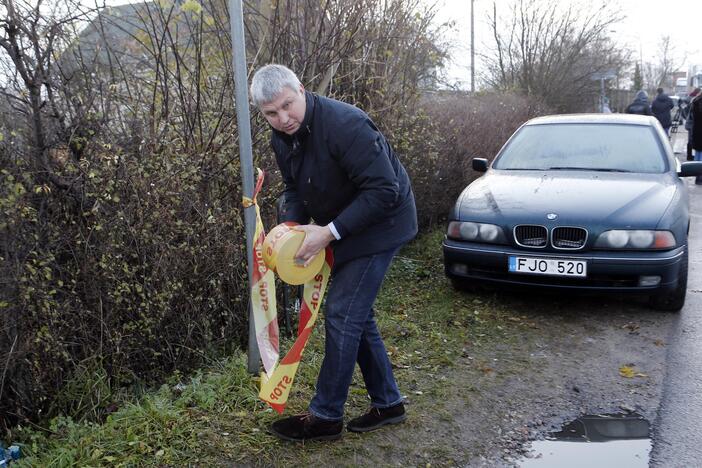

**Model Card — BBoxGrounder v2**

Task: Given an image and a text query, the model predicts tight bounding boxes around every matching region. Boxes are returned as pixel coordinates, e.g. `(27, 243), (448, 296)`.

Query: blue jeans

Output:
(695, 150), (702, 184)
(308, 248), (402, 421)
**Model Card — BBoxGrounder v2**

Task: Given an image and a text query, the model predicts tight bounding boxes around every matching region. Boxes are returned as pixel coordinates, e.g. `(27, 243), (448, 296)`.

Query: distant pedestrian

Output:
(625, 90), (652, 116)
(651, 87), (675, 135)
(690, 91), (702, 184)
(685, 88), (701, 160)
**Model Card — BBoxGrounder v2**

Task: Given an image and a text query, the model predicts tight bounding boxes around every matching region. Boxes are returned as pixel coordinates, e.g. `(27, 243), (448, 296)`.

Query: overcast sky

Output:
(98, 0), (701, 90)
(436, 0), (702, 89)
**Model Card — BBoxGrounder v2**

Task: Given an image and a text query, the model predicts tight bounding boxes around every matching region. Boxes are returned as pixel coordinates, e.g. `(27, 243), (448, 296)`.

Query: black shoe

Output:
(270, 413), (343, 442)
(347, 403), (406, 433)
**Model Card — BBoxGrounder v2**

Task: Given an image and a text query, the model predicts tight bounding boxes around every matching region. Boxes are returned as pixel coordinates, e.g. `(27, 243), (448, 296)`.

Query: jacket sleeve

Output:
(329, 118), (400, 238)
(272, 139), (309, 224)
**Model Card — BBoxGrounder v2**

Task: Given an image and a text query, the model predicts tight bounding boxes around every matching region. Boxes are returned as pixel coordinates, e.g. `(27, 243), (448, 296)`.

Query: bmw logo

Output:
(546, 213), (558, 220)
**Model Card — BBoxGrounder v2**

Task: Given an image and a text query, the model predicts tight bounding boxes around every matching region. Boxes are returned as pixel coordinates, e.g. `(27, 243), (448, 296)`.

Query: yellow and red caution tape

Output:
(245, 169), (333, 414)
(246, 169), (280, 375)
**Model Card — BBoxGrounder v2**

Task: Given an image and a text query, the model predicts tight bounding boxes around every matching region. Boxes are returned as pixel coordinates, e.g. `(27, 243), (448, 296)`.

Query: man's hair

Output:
(250, 64), (301, 107)
(657, 87), (664, 94)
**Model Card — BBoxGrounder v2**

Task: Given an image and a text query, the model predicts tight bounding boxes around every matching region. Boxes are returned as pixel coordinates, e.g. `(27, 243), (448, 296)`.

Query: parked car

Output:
(442, 114), (702, 311)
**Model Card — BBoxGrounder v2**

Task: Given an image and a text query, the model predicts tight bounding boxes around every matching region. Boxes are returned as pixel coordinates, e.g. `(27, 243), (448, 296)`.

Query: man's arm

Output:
(329, 118), (401, 238)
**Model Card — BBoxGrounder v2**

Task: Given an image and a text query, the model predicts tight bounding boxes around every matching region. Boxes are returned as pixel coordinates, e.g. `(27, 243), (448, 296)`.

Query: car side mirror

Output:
(472, 158), (488, 172)
(678, 161), (702, 177)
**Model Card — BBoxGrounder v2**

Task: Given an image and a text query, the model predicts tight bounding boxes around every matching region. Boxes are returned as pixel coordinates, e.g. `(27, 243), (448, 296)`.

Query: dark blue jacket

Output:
(271, 92), (417, 266)
(651, 92), (674, 128)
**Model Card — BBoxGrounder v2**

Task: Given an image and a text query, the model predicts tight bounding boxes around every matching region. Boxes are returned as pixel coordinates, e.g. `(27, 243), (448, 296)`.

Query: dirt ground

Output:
(300, 291), (673, 467)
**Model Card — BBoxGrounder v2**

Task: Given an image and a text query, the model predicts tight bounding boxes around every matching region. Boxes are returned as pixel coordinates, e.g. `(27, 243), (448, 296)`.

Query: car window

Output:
(492, 123), (667, 173)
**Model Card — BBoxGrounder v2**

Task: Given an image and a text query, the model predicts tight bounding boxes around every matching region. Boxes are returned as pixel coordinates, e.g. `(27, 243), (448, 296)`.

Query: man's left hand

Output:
(293, 225), (335, 267)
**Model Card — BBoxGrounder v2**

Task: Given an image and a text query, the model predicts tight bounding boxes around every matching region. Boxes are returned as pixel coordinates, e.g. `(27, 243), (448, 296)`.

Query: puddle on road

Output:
(518, 413), (651, 467)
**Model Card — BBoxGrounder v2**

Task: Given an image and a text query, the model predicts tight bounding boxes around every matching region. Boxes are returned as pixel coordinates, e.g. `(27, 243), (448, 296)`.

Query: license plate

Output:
(508, 256), (587, 277)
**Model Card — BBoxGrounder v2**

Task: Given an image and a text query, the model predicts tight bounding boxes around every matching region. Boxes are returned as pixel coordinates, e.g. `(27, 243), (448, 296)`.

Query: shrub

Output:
(391, 91), (551, 229)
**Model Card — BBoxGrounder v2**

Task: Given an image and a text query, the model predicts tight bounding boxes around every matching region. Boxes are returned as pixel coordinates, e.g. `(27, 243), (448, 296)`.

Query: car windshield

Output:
(492, 123), (667, 173)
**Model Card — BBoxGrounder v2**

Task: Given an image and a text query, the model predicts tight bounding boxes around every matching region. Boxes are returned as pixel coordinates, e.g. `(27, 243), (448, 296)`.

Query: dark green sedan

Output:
(443, 114), (702, 311)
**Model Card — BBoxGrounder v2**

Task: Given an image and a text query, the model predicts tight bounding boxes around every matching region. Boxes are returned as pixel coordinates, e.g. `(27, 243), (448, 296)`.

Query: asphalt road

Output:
(650, 131), (702, 467)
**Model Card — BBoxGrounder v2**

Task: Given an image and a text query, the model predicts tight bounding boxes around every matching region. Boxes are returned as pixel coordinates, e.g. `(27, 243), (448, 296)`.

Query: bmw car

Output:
(442, 114), (702, 311)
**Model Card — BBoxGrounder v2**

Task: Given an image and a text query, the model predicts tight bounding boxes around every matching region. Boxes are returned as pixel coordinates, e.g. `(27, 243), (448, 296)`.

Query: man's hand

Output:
(293, 224), (335, 267)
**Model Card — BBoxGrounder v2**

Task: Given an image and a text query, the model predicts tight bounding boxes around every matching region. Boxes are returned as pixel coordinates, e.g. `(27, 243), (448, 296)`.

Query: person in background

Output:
(690, 90), (702, 184)
(685, 88), (701, 161)
(250, 64), (417, 442)
(651, 87), (675, 135)
(626, 90), (652, 116)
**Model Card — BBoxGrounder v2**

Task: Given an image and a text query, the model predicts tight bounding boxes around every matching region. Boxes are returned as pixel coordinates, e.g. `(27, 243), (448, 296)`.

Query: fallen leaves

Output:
(619, 365), (648, 379)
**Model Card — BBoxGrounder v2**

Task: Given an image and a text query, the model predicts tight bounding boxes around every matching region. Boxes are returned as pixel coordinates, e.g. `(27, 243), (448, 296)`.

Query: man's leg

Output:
(308, 248), (399, 421)
(344, 305), (407, 433)
(356, 308), (402, 408)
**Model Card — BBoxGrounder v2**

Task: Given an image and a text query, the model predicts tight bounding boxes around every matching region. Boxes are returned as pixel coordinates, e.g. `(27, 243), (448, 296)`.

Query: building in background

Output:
(690, 65), (702, 90)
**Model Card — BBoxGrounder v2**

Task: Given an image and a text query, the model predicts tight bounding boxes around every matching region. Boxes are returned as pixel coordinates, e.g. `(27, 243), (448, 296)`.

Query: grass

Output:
(7, 229), (526, 467)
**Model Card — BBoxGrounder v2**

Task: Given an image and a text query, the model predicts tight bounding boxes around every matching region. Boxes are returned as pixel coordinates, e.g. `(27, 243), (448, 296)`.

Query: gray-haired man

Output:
(250, 64), (417, 441)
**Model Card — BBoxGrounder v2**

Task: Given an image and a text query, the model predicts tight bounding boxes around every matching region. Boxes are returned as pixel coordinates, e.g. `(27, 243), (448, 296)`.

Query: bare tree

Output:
(0, 0), (102, 194)
(642, 35), (686, 91)
(483, 0), (630, 112)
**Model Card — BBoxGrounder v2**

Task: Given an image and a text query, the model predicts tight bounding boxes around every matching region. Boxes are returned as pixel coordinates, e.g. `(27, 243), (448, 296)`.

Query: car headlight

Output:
(594, 230), (676, 250)
(448, 221), (507, 244)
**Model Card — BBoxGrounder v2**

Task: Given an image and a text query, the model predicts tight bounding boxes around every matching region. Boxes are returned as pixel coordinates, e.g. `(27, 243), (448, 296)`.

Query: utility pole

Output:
(228, 0), (260, 373)
(471, 0), (475, 93)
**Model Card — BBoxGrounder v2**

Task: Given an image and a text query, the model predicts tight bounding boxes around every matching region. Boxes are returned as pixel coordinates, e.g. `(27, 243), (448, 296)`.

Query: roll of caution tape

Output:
(263, 222), (325, 285)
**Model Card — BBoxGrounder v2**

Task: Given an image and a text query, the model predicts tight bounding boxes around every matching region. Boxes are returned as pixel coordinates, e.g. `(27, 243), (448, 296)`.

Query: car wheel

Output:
(649, 248), (688, 312)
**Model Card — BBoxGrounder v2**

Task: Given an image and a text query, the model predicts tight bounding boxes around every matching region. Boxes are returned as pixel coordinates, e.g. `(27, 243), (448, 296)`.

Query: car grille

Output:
(552, 227), (587, 249)
(514, 225), (547, 248)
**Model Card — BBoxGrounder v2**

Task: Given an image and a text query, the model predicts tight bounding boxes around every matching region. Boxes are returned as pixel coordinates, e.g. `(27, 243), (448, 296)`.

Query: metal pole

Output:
(601, 77), (605, 112)
(228, 0), (260, 373)
(470, 0), (475, 93)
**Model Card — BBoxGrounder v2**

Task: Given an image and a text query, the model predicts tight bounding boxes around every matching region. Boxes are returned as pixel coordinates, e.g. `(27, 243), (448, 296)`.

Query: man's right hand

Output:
(293, 225), (335, 267)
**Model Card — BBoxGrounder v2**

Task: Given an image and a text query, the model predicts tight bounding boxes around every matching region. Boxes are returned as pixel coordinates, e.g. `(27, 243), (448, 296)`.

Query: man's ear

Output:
(299, 83), (305, 95)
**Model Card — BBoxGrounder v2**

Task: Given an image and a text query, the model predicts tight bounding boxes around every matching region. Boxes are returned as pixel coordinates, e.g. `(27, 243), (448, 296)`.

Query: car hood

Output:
(457, 170), (677, 228)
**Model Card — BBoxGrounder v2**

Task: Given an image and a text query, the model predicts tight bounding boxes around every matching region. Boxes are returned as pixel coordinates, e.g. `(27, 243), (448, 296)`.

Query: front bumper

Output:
(442, 238), (686, 293)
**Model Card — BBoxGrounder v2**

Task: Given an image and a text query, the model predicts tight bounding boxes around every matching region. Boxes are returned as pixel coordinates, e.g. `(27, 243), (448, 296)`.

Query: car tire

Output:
(649, 247), (688, 312)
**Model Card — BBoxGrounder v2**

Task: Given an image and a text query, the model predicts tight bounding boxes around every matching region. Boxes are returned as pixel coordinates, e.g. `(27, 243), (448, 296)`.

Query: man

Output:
(651, 87), (674, 135)
(626, 90), (652, 116)
(691, 91), (702, 184)
(250, 64), (417, 441)
(685, 88), (701, 160)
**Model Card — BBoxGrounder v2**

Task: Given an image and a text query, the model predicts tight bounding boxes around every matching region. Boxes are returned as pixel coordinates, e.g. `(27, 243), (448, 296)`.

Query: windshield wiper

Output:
(547, 166), (632, 173)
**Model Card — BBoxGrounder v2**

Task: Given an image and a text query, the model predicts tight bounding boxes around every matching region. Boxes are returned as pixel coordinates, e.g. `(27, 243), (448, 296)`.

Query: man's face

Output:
(260, 84), (306, 135)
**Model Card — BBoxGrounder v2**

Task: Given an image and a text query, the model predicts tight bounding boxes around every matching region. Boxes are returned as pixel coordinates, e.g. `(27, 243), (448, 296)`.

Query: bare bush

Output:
(0, 0), (452, 427)
(397, 91), (551, 229)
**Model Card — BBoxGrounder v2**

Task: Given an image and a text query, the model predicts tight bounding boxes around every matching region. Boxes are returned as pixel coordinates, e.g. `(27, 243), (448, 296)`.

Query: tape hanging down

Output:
(249, 169), (280, 375)
(259, 247), (333, 413)
(247, 168), (334, 414)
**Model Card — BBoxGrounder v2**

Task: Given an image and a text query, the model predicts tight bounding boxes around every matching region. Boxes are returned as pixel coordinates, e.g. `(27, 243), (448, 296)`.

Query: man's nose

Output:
(279, 111), (289, 124)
